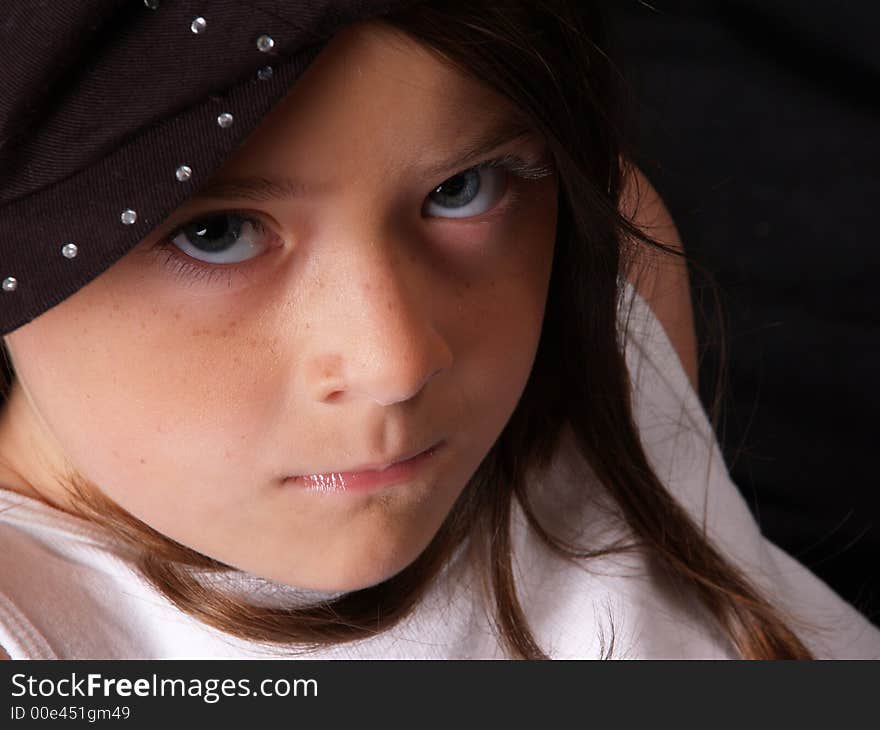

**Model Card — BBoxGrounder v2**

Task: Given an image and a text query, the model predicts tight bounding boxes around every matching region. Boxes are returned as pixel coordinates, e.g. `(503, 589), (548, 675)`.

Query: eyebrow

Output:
(192, 115), (537, 203)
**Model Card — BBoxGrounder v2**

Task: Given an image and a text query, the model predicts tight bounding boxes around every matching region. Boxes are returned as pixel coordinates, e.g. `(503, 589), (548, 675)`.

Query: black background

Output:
(604, 0), (879, 625)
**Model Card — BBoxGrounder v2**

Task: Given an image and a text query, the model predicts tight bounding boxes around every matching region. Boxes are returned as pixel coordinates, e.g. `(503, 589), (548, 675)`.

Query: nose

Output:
(305, 241), (453, 407)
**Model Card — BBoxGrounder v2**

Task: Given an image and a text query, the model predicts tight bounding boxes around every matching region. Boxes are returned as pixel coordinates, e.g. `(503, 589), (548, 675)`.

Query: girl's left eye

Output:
(424, 164), (508, 219)
(423, 155), (550, 219)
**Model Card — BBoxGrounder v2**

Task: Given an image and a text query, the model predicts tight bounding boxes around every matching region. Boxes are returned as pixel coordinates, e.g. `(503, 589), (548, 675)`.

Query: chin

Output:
(282, 533), (429, 595)
(314, 554), (418, 594)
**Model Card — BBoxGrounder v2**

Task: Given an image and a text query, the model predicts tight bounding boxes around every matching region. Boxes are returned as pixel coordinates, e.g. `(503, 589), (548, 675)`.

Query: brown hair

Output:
(0, 0), (814, 658)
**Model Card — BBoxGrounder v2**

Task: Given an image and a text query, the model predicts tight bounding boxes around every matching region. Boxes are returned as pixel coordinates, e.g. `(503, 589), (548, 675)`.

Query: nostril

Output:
(324, 389), (345, 404)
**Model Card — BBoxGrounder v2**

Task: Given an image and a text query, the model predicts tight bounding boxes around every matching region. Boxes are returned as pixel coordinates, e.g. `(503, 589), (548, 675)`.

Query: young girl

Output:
(0, 0), (876, 659)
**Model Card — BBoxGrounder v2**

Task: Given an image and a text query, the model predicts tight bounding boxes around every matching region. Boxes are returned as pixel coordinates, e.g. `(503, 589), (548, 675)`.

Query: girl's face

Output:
(0, 22), (557, 591)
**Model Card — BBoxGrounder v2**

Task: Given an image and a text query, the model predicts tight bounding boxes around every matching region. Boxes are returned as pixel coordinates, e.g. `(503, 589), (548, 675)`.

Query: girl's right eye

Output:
(167, 212), (274, 265)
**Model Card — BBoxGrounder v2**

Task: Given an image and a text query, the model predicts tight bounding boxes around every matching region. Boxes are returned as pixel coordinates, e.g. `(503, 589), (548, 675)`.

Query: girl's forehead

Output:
(314, 20), (470, 95)
(218, 22), (517, 174)
(278, 22), (504, 128)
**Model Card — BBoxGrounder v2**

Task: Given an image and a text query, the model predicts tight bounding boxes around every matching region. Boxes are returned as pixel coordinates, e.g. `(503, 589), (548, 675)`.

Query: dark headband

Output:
(0, 0), (414, 336)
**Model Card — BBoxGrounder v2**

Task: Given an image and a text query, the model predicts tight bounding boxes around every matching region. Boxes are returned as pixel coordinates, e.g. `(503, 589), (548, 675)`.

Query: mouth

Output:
(285, 440), (446, 494)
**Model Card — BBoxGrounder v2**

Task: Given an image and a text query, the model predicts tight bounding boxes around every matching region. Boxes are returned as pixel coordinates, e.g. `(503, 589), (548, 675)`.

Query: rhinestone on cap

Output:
(144, 0), (160, 9)
(256, 35), (275, 52)
(176, 165), (193, 182)
(191, 17), (207, 34)
(61, 243), (79, 259)
(120, 209), (138, 225)
(217, 112), (233, 128)
(2, 277), (17, 292)
(257, 65), (274, 81)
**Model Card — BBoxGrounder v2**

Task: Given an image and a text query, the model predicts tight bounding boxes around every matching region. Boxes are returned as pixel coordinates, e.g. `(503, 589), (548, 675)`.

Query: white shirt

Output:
(0, 281), (877, 659)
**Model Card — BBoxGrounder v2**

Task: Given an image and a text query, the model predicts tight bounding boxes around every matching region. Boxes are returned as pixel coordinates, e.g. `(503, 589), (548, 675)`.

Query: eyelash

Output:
(152, 153), (555, 288)
(152, 216), (274, 288)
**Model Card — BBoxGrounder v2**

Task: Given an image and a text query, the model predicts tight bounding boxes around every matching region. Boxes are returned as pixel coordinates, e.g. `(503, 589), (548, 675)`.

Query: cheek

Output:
(453, 189), (556, 416)
(4, 279), (280, 500)
(480, 182), (556, 349)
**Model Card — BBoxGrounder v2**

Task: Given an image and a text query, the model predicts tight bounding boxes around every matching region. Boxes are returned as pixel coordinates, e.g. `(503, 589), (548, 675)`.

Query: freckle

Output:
(112, 450), (120, 458)
(174, 311), (181, 320)
(139, 458), (146, 464)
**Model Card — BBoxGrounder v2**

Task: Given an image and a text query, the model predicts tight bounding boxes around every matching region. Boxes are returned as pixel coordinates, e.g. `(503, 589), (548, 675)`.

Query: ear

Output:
(619, 163), (699, 393)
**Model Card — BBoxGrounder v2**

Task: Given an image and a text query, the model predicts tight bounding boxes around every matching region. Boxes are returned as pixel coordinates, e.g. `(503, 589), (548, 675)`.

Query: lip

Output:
(287, 440), (445, 494)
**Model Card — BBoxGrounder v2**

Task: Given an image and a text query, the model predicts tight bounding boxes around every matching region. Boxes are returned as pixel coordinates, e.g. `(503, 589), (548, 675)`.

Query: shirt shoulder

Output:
(618, 280), (880, 658)
(0, 489), (193, 658)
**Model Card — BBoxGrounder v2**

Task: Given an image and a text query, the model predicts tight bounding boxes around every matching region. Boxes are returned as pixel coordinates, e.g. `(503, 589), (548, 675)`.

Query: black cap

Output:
(0, 0), (414, 335)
